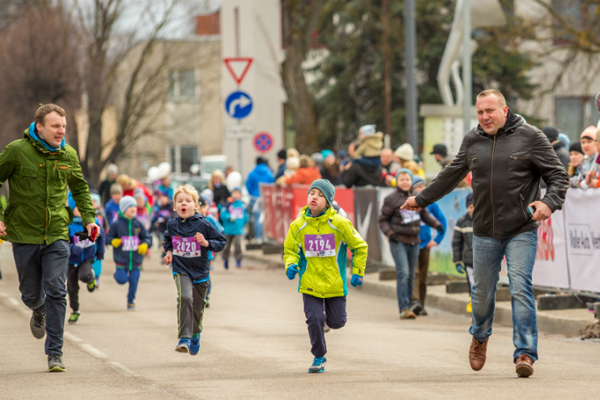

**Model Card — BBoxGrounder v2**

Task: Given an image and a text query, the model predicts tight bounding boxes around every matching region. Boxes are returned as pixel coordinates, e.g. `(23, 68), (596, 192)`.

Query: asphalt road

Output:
(1, 244), (599, 400)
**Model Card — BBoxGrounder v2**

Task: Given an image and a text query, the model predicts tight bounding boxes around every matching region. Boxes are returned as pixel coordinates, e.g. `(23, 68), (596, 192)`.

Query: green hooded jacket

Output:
(0, 129), (95, 245)
(284, 206), (368, 298)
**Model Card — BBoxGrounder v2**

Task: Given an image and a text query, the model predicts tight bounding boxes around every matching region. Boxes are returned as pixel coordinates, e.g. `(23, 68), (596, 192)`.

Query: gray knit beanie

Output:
(308, 179), (335, 207)
(119, 195), (137, 214)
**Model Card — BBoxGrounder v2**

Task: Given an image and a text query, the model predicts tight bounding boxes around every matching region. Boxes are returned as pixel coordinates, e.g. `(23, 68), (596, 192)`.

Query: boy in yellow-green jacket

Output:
(284, 179), (368, 374)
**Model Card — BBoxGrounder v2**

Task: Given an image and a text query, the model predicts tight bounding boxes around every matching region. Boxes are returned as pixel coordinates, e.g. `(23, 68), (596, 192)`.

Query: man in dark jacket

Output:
(401, 90), (568, 378)
(341, 159), (386, 188)
(542, 126), (570, 169)
(274, 149), (287, 180)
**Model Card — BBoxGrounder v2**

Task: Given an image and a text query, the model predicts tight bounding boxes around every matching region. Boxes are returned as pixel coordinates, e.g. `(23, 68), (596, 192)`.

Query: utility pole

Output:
(462, 0), (472, 133)
(382, 0), (392, 144)
(404, 0), (418, 150)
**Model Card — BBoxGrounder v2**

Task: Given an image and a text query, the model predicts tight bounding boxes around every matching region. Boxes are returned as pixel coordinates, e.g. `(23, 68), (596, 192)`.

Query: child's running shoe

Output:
(308, 357), (326, 373)
(176, 338), (190, 353)
(68, 312), (80, 324)
(87, 280), (96, 293)
(236, 260), (241, 268)
(189, 334), (200, 355)
(127, 303), (136, 311)
(224, 260), (229, 270)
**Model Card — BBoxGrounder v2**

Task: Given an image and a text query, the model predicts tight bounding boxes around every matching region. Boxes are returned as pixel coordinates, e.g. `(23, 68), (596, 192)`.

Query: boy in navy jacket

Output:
(219, 187), (249, 269)
(107, 195), (152, 310)
(67, 193), (105, 324)
(163, 185), (226, 355)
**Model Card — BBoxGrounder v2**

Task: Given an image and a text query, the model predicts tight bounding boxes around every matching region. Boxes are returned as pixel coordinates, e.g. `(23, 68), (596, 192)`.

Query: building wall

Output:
(114, 38), (223, 180)
(516, 0), (600, 139)
(220, 0), (287, 179)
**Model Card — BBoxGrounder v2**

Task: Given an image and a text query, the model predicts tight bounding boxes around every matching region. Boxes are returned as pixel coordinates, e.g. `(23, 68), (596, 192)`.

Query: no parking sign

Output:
(253, 132), (273, 153)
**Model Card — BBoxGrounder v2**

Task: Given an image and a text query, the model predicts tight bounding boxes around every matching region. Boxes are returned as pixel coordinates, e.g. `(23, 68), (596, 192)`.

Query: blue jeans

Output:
(250, 197), (262, 240)
(389, 241), (420, 312)
(470, 229), (538, 362)
(114, 268), (141, 304)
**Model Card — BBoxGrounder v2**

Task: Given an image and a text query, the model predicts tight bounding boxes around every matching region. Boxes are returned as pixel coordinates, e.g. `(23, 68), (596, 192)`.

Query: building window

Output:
(168, 145), (199, 174)
(550, 0), (599, 45)
(167, 69), (197, 101)
(555, 96), (600, 141)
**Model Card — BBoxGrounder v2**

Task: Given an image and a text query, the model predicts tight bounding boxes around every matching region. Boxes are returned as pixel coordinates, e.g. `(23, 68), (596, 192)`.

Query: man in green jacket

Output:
(0, 104), (99, 372)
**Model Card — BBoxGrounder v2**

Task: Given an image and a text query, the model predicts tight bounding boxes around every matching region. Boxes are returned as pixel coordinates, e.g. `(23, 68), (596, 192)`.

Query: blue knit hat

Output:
(466, 192), (474, 207)
(119, 195), (137, 214)
(308, 179), (335, 207)
(321, 149), (334, 160)
(411, 175), (425, 190)
(396, 168), (414, 186)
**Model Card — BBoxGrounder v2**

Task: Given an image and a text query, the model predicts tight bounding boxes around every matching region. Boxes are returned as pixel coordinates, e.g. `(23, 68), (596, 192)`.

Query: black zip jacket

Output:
(416, 110), (569, 240)
(452, 213), (473, 265)
(163, 213), (226, 282)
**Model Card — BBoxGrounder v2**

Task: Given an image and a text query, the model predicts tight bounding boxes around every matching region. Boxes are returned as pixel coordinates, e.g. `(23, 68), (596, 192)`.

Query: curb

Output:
(243, 251), (595, 337)
(359, 279), (595, 338)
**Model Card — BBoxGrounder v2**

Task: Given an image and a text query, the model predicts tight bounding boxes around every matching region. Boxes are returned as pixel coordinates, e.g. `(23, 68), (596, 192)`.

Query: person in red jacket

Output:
(285, 155), (322, 186)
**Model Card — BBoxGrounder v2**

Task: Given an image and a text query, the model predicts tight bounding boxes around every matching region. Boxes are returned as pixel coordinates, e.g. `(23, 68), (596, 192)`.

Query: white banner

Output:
(564, 189), (600, 293)
(531, 208), (570, 289)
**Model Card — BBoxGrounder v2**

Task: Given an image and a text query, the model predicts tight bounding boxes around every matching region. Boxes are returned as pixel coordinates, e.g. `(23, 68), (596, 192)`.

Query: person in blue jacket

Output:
(163, 185), (226, 354)
(220, 187), (249, 269)
(410, 176), (446, 316)
(198, 195), (225, 308)
(245, 157), (274, 243)
(104, 183), (123, 226)
(66, 193), (105, 324)
(107, 196), (152, 310)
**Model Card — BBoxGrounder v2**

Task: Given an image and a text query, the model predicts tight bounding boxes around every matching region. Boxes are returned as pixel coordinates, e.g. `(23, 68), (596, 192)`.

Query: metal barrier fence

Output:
(260, 183), (600, 295)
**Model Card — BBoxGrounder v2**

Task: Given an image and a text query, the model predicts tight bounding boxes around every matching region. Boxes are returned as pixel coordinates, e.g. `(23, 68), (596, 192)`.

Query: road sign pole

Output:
(238, 137), (243, 179)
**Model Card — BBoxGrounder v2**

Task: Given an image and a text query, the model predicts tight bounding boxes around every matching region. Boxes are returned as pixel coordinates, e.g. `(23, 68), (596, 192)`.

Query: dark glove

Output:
(436, 225), (444, 234)
(75, 229), (97, 243)
(286, 264), (299, 280)
(388, 233), (401, 243)
(350, 274), (363, 287)
(455, 262), (465, 274)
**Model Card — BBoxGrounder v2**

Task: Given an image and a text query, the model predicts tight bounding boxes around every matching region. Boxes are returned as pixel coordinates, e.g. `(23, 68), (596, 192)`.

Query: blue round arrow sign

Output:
(225, 91), (253, 120)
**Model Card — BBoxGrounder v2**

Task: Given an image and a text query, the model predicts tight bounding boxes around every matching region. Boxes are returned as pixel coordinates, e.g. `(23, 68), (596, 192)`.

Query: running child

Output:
(220, 187), (248, 269)
(198, 196), (225, 308)
(90, 192), (107, 286)
(107, 195), (152, 310)
(284, 179), (368, 373)
(67, 193), (105, 324)
(105, 183), (123, 225)
(163, 185), (226, 354)
(453, 193), (474, 312)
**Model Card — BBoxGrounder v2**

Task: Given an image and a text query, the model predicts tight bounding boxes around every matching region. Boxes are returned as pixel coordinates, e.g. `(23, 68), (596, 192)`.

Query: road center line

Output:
(80, 344), (109, 359)
(109, 361), (140, 377)
(63, 331), (83, 342)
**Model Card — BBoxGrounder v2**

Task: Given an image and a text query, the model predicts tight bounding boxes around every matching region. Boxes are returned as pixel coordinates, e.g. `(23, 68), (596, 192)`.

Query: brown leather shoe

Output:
(469, 336), (489, 371)
(515, 354), (534, 378)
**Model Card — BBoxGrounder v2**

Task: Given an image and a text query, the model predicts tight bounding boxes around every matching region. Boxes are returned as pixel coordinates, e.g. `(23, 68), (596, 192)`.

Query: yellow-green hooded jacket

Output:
(284, 206), (368, 298)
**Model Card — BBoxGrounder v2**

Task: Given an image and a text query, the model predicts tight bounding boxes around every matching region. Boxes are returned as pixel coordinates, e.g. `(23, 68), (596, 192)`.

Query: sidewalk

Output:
(244, 249), (597, 337)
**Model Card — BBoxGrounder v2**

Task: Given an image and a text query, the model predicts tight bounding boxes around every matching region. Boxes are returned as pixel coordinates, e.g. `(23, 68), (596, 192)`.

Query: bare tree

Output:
(0, 4), (82, 151)
(281, 0), (326, 154)
(74, 0), (207, 186)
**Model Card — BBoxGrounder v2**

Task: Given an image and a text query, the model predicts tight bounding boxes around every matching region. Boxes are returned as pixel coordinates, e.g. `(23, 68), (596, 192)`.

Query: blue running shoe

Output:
(224, 260), (229, 270)
(190, 334), (200, 356)
(308, 357), (326, 373)
(176, 338), (190, 353)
